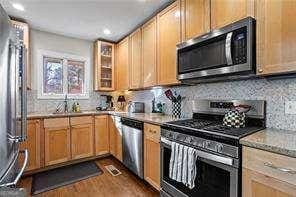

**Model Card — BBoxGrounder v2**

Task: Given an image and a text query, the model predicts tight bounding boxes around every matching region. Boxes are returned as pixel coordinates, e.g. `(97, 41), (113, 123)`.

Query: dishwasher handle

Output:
(121, 118), (143, 130)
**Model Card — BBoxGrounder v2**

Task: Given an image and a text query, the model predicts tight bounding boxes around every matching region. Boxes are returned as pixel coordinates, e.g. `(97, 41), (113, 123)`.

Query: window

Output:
(37, 50), (89, 99)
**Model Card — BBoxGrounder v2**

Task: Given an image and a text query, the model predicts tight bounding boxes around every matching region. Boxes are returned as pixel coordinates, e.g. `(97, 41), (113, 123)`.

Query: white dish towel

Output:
(169, 142), (198, 189)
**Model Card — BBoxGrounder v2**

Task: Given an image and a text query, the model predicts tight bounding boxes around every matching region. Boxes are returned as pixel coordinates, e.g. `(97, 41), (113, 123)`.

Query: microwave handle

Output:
(225, 32), (233, 65)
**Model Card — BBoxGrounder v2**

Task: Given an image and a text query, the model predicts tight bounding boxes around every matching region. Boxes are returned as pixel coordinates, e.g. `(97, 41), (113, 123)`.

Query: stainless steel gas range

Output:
(160, 100), (266, 197)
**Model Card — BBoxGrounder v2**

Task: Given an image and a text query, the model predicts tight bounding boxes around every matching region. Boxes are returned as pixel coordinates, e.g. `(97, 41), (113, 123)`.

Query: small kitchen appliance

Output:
(160, 100), (265, 197)
(97, 95), (114, 111)
(128, 102), (145, 113)
(177, 17), (256, 83)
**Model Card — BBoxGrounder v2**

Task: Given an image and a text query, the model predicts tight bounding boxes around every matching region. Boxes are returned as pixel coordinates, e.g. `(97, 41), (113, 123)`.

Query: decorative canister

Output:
(172, 100), (181, 118)
(223, 105), (251, 128)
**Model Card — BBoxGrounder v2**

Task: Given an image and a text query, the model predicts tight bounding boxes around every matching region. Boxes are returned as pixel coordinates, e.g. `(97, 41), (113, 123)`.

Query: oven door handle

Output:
(161, 137), (233, 166)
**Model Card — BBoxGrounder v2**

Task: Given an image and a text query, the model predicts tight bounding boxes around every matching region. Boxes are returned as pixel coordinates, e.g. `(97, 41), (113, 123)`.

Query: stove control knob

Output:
(216, 144), (224, 153)
(185, 136), (191, 143)
(197, 142), (203, 147)
(203, 141), (210, 148)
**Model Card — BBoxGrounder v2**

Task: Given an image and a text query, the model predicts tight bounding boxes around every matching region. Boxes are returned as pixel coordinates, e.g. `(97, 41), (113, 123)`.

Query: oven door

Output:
(160, 138), (239, 197)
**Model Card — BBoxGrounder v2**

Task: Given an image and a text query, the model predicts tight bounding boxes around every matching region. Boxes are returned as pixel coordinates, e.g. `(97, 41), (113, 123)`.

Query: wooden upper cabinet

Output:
(94, 115), (109, 156)
(44, 118), (71, 166)
(70, 116), (94, 160)
(129, 28), (143, 89)
(256, 0), (296, 75)
(210, 0), (255, 30)
(94, 41), (115, 91)
(116, 37), (130, 91)
(11, 20), (31, 89)
(181, 0), (210, 41)
(157, 1), (181, 86)
(142, 17), (157, 88)
(19, 120), (41, 171)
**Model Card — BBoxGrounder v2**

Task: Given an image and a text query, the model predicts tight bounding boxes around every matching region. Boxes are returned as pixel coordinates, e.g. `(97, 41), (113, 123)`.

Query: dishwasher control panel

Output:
(121, 118), (143, 130)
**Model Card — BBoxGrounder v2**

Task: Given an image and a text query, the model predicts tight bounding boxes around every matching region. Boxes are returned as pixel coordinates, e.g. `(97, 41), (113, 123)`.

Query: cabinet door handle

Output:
(149, 129), (156, 134)
(264, 162), (296, 174)
(258, 68), (263, 73)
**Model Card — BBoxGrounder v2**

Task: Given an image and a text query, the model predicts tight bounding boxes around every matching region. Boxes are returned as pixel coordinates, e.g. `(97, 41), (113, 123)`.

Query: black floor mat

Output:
(31, 161), (103, 195)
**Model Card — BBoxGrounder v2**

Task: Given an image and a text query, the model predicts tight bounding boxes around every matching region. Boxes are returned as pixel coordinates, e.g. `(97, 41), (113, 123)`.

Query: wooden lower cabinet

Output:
(71, 124), (94, 160)
(70, 116), (94, 160)
(19, 120), (41, 171)
(144, 123), (160, 190)
(44, 118), (71, 166)
(94, 115), (109, 155)
(243, 168), (296, 197)
(109, 116), (122, 162)
(242, 146), (296, 197)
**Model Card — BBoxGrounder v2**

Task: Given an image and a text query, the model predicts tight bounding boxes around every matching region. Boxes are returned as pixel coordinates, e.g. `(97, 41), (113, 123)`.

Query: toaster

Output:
(128, 102), (145, 113)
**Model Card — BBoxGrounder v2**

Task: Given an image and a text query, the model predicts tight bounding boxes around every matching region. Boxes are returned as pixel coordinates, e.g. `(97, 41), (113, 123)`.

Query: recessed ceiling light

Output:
(103, 28), (111, 35)
(12, 3), (25, 11)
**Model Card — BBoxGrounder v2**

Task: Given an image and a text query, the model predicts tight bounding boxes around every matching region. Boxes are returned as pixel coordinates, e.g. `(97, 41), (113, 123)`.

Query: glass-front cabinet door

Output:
(94, 41), (115, 91)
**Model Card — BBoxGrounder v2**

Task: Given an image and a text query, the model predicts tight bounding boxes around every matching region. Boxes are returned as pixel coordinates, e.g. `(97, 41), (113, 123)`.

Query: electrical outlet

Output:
(285, 101), (296, 115)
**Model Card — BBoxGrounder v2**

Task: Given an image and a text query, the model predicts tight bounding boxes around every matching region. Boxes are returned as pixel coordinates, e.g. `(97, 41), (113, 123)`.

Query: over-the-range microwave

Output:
(177, 17), (256, 83)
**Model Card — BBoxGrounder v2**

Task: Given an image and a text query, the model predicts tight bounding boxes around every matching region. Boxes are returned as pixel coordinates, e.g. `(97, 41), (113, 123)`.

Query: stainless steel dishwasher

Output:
(121, 118), (144, 179)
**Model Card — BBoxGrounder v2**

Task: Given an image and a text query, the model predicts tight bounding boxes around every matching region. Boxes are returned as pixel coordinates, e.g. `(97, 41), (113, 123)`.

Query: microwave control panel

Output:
(232, 29), (247, 65)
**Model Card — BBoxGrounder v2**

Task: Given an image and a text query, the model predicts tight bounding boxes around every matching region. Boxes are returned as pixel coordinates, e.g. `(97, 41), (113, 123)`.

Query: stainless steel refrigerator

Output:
(0, 4), (28, 187)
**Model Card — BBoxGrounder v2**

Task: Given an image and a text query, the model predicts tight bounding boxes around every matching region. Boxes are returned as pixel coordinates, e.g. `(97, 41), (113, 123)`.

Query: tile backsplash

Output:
(28, 77), (296, 131)
(112, 77), (296, 131)
(27, 91), (105, 113)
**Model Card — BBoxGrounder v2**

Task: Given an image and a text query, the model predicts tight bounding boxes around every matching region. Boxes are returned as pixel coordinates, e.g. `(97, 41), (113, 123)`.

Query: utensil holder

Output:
(172, 100), (181, 118)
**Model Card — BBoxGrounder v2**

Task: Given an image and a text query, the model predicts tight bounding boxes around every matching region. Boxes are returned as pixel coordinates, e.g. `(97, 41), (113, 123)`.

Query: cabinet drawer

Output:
(44, 118), (69, 128)
(70, 116), (93, 125)
(243, 146), (296, 186)
(144, 123), (160, 142)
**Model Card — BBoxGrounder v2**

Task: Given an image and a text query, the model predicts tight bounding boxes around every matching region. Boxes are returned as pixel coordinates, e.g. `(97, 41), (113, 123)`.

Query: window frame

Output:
(37, 49), (90, 99)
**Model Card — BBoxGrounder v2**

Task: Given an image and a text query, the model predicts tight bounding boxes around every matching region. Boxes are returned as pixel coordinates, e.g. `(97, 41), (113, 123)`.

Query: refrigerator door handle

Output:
(0, 149), (28, 187)
(7, 43), (27, 143)
(19, 44), (27, 142)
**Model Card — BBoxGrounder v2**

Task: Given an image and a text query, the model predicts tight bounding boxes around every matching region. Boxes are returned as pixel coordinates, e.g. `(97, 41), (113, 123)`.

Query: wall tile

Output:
(27, 77), (296, 131)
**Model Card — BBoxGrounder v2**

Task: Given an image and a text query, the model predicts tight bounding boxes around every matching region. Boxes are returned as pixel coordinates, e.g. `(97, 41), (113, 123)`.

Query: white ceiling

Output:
(0, 0), (171, 42)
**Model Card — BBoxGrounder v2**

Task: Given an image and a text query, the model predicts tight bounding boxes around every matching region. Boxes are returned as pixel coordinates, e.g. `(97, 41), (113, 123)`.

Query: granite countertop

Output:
(110, 112), (181, 125)
(26, 111), (110, 119)
(240, 128), (296, 158)
(26, 111), (181, 126)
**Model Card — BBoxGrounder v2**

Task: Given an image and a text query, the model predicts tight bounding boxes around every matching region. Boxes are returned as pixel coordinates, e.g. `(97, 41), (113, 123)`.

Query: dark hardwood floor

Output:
(19, 157), (159, 197)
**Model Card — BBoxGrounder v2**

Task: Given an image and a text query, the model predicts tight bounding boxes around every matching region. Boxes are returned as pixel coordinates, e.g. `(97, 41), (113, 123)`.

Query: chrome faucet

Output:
(54, 95), (69, 114)
(64, 94), (68, 113)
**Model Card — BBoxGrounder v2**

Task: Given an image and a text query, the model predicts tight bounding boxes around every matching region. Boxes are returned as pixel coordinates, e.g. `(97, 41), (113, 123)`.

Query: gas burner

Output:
(164, 100), (266, 140)
(177, 119), (215, 129)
